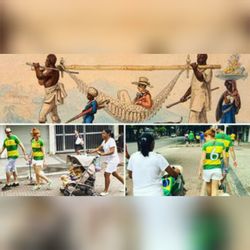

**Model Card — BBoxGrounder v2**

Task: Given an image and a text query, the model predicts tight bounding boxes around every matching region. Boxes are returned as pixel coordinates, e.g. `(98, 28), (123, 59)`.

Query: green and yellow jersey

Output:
(3, 135), (21, 159)
(215, 132), (233, 158)
(231, 133), (236, 142)
(202, 140), (225, 170)
(31, 138), (44, 160)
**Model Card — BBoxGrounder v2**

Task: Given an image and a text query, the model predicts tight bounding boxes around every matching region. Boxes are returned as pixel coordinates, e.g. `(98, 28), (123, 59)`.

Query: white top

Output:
(127, 151), (169, 196)
(101, 137), (120, 163)
(75, 135), (83, 145)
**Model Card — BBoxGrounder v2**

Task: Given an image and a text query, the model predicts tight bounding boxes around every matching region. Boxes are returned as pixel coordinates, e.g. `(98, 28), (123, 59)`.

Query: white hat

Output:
(5, 128), (12, 133)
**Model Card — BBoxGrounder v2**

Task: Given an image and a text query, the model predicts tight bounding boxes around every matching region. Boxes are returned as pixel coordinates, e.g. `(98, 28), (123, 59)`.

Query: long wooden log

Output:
(65, 64), (221, 71)
(26, 62), (79, 74)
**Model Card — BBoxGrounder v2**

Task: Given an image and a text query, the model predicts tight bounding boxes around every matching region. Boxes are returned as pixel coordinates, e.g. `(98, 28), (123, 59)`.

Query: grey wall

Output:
(8, 125), (50, 155)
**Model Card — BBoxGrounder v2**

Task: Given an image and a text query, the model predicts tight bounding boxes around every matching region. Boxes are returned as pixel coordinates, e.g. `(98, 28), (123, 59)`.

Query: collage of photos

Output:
(0, 52), (249, 197)
(0, 125), (124, 196)
(2, 3), (250, 250)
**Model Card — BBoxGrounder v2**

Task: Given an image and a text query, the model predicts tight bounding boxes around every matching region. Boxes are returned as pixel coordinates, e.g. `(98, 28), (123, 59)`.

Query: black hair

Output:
(103, 129), (114, 138)
(47, 54), (57, 65)
(137, 133), (154, 157)
(198, 53), (208, 61)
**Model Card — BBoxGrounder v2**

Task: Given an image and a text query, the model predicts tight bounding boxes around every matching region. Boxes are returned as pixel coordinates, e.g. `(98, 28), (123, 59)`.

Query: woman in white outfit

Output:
(127, 133), (180, 196)
(89, 129), (124, 196)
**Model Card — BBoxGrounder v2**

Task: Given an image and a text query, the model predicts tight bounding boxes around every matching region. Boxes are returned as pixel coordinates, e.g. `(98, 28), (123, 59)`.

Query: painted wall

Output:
(0, 54), (249, 123)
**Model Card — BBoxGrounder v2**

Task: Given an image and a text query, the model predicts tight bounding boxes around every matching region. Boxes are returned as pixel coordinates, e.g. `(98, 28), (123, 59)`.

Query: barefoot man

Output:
(33, 54), (67, 123)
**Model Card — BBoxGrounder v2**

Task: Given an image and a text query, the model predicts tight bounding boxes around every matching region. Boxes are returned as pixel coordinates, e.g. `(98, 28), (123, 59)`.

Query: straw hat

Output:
(87, 87), (98, 97)
(132, 76), (153, 88)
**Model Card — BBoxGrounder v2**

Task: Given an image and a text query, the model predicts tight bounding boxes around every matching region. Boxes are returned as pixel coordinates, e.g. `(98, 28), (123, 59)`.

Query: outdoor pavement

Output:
(126, 137), (250, 197)
(0, 153), (125, 196)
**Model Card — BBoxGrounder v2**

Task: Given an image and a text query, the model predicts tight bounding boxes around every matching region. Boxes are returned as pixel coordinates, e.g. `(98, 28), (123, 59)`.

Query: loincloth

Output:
(43, 82), (67, 105)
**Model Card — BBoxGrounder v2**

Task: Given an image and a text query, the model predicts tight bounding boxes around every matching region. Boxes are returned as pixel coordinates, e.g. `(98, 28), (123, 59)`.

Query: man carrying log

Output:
(33, 54), (67, 123)
(180, 54), (212, 123)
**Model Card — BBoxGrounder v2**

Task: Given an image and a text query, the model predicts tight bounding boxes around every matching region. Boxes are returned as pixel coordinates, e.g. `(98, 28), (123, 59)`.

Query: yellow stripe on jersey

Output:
(216, 138), (230, 148)
(5, 139), (17, 147)
(32, 152), (44, 157)
(205, 145), (224, 153)
(204, 159), (221, 166)
(7, 150), (19, 157)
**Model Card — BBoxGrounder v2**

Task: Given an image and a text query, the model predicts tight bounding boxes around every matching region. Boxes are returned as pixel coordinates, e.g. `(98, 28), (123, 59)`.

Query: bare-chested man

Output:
(33, 54), (67, 123)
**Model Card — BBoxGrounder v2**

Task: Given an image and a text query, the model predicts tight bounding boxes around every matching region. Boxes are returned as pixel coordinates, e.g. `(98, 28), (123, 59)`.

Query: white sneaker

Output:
(119, 187), (125, 192)
(32, 185), (41, 191)
(46, 181), (52, 190)
(100, 192), (109, 196)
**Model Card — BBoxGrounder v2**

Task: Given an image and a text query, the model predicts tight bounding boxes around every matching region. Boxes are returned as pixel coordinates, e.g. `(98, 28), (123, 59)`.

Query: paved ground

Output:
(126, 137), (250, 197)
(0, 153), (124, 196)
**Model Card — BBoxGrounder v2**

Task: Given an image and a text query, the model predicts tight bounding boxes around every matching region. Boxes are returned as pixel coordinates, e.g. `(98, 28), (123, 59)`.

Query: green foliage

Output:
(155, 126), (167, 136)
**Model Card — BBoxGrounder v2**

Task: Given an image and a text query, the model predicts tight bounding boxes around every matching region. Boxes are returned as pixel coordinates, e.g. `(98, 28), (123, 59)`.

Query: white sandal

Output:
(100, 192), (109, 196)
